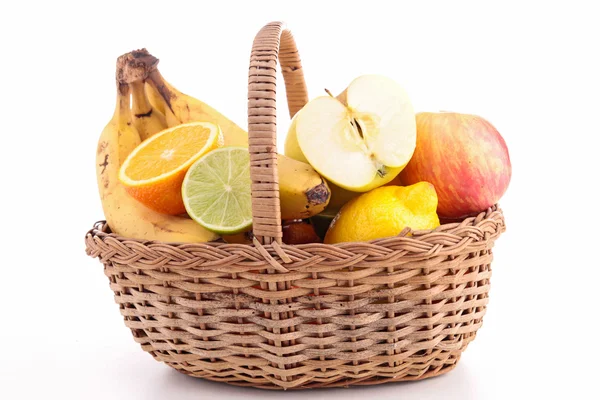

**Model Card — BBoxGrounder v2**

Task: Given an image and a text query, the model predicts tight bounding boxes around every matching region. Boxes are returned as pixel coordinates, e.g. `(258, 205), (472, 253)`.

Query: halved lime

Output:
(182, 146), (252, 235)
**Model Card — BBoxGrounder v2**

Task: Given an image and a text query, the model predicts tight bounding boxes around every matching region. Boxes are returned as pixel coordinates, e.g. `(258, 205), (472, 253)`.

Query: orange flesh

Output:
(125, 125), (212, 180)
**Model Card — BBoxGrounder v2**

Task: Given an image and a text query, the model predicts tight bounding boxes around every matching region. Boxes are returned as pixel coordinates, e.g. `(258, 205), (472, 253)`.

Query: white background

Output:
(1, 1), (599, 399)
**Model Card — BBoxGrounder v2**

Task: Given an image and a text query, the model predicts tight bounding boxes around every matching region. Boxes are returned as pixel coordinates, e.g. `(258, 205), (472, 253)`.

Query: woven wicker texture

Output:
(248, 22), (308, 245)
(85, 21), (506, 390)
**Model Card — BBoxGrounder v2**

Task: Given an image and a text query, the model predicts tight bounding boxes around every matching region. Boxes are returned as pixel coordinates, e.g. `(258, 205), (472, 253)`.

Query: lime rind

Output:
(182, 146), (253, 235)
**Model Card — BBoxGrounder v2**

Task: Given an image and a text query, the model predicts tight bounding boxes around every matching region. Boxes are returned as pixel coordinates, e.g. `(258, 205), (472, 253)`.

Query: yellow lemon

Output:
(324, 182), (440, 244)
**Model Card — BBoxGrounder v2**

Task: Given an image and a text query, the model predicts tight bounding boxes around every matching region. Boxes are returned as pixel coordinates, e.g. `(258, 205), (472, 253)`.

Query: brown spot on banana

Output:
(99, 154), (109, 174)
(134, 109), (153, 118)
(152, 220), (177, 234)
(305, 179), (331, 206)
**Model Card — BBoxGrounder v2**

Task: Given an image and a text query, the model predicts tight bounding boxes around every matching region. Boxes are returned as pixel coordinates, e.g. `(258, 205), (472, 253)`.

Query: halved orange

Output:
(119, 122), (223, 214)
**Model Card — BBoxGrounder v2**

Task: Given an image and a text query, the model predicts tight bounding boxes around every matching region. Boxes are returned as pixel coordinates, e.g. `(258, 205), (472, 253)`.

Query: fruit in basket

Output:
(324, 182), (440, 244)
(278, 156), (331, 219)
(289, 74), (416, 192)
(96, 79), (217, 243)
(400, 112), (511, 219)
(282, 220), (322, 244)
(118, 122), (224, 215)
(182, 147), (253, 234)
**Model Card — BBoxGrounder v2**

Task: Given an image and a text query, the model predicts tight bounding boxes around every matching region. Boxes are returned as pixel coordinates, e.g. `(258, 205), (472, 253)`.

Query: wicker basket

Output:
(85, 21), (506, 390)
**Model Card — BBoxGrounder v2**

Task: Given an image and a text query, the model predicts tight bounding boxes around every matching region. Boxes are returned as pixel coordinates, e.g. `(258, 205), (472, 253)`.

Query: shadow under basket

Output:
(85, 21), (506, 390)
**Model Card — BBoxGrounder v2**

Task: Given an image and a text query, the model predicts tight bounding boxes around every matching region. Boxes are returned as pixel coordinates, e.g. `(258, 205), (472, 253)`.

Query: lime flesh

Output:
(182, 146), (252, 235)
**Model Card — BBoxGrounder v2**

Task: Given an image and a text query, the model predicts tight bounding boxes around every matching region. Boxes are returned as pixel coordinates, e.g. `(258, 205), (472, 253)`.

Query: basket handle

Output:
(248, 22), (309, 245)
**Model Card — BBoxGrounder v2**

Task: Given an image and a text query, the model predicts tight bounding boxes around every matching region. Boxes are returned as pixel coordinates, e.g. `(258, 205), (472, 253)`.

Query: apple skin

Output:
(399, 112), (511, 219)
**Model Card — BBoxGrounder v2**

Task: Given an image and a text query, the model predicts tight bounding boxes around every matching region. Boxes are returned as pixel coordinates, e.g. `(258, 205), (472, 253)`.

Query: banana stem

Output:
(116, 48), (159, 84)
(113, 49), (172, 113)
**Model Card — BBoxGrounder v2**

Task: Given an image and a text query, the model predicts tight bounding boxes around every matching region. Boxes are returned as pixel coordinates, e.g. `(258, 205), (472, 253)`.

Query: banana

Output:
(130, 80), (167, 141)
(145, 82), (166, 116)
(221, 231), (254, 245)
(96, 80), (218, 243)
(277, 155), (330, 220)
(146, 68), (249, 146)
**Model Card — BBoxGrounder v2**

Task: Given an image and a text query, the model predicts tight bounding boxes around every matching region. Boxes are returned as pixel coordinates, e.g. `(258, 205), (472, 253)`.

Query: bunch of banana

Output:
(96, 50), (330, 243)
(96, 79), (217, 241)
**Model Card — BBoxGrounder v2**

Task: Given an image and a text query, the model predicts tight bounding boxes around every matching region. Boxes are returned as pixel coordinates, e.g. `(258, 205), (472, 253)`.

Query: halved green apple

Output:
(294, 74), (416, 192)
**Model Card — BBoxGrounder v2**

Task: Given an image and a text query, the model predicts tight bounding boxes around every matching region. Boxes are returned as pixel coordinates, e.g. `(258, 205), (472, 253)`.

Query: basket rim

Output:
(85, 205), (504, 273)
(88, 204), (502, 247)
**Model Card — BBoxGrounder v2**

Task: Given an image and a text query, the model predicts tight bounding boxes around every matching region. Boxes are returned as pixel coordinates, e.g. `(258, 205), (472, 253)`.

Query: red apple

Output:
(400, 112), (511, 219)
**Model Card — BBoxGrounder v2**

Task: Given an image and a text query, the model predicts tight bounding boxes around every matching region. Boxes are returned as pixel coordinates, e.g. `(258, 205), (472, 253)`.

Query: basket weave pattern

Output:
(85, 22), (506, 390)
